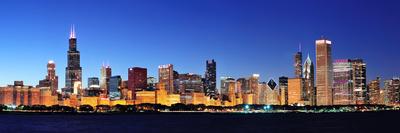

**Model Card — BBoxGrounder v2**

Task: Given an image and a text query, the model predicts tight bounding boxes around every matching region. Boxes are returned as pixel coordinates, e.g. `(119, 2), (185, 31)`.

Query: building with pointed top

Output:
(294, 44), (303, 78)
(303, 54), (315, 105)
(65, 25), (82, 95)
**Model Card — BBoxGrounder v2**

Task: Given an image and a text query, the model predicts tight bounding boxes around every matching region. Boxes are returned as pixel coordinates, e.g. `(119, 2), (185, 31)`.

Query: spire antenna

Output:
(299, 43), (302, 52)
(69, 24), (76, 39)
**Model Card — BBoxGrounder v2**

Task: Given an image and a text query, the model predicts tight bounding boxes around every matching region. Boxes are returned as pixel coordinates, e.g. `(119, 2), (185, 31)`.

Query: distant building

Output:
(351, 59), (367, 104)
(303, 54), (315, 105)
(384, 77), (400, 105)
(88, 77), (100, 88)
(38, 60), (58, 96)
(109, 76), (122, 100)
(294, 44), (303, 78)
(315, 37), (333, 106)
(220, 77), (235, 102)
(279, 77), (289, 105)
(333, 59), (353, 105)
(266, 79), (280, 105)
(249, 74), (260, 104)
(178, 73), (203, 94)
(147, 77), (157, 89)
(288, 78), (303, 105)
(158, 64), (174, 94)
(368, 77), (381, 104)
(100, 64), (112, 95)
(204, 60), (217, 98)
(128, 67), (147, 99)
(0, 81), (40, 106)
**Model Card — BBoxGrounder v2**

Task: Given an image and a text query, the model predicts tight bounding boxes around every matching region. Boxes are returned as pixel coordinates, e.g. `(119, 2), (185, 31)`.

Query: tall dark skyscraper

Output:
(294, 44), (303, 78)
(65, 25), (82, 92)
(204, 59), (217, 98)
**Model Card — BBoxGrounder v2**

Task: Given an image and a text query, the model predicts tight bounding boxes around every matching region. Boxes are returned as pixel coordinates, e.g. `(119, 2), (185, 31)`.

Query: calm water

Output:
(0, 111), (398, 133)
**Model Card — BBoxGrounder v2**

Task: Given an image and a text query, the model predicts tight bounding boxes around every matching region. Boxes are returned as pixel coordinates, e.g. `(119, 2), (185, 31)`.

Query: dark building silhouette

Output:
(294, 44), (303, 78)
(204, 59), (217, 98)
(65, 25), (82, 93)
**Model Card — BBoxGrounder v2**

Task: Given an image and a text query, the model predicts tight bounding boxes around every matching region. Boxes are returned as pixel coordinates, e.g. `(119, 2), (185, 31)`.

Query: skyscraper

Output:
(368, 77), (380, 104)
(65, 25), (82, 94)
(315, 37), (333, 106)
(279, 76), (289, 105)
(351, 59), (367, 104)
(249, 74), (260, 104)
(205, 59), (217, 98)
(303, 54), (315, 105)
(39, 60), (59, 96)
(158, 64), (174, 94)
(109, 75), (122, 100)
(332, 59), (353, 105)
(128, 67), (147, 99)
(384, 77), (399, 105)
(100, 64), (112, 95)
(294, 44), (303, 78)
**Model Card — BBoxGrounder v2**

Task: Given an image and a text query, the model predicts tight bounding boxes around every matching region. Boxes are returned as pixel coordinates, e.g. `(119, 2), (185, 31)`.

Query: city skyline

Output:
(1, 0), (400, 88)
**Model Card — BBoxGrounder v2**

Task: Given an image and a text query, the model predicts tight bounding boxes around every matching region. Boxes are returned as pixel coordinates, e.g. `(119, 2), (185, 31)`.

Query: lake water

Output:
(0, 111), (398, 133)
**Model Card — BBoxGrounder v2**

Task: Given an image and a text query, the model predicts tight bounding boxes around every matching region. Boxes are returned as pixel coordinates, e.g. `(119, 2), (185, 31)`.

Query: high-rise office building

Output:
(368, 77), (380, 104)
(128, 67), (147, 99)
(351, 59), (367, 104)
(303, 54), (315, 105)
(178, 73), (203, 93)
(249, 74), (260, 104)
(100, 64), (112, 95)
(294, 44), (303, 78)
(279, 76), (289, 105)
(158, 64), (174, 94)
(266, 79), (280, 105)
(88, 77), (100, 88)
(332, 59), (353, 105)
(39, 60), (59, 96)
(315, 37), (333, 105)
(109, 76), (122, 100)
(258, 82), (267, 104)
(384, 77), (400, 105)
(205, 60), (217, 98)
(65, 25), (82, 94)
(288, 78), (303, 105)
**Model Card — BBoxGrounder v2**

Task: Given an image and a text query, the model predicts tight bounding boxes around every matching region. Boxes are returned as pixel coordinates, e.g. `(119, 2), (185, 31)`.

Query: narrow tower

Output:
(65, 25), (82, 94)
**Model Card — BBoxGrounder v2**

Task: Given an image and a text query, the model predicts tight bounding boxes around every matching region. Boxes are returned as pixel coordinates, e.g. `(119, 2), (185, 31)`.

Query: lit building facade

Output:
(384, 77), (400, 105)
(158, 64), (174, 94)
(303, 55), (315, 105)
(333, 59), (353, 105)
(266, 79), (280, 105)
(279, 77), (288, 105)
(288, 78), (303, 105)
(100, 64), (112, 96)
(315, 37), (333, 105)
(249, 74), (260, 104)
(351, 59), (367, 104)
(368, 77), (380, 104)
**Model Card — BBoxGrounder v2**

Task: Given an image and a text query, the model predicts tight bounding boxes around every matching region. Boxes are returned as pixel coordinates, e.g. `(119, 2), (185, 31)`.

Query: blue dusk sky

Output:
(0, 0), (399, 88)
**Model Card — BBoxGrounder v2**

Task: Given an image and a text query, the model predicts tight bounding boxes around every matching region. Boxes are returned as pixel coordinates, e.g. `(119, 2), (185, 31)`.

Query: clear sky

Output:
(0, 0), (399, 88)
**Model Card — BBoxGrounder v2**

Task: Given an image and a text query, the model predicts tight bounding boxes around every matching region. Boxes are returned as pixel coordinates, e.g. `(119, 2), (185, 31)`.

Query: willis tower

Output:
(65, 25), (82, 93)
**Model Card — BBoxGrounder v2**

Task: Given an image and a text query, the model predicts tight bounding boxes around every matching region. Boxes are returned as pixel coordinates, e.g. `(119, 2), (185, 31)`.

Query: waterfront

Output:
(0, 111), (398, 133)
